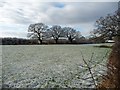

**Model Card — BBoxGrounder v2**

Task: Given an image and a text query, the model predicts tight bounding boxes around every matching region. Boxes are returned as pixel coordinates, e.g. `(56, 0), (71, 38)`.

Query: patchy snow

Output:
(2, 45), (110, 88)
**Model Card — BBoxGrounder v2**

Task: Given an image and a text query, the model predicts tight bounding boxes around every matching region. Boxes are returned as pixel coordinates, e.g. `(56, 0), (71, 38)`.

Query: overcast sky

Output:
(0, 0), (119, 38)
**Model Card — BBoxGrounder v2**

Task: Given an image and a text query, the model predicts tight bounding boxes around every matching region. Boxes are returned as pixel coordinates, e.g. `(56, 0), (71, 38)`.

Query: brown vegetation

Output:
(98, 37), (120, 88)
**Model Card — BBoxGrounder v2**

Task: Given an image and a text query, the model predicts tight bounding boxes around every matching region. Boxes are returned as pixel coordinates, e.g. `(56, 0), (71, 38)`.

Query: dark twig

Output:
(80, 51), (97, 88)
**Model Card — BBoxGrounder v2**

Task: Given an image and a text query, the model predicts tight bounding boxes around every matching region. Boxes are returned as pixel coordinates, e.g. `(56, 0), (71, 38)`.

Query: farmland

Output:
(2, 44), (111, 88)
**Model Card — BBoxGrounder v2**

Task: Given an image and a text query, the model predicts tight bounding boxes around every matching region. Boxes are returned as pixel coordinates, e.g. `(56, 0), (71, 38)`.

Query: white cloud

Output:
(0, 0), (118, 38)
(0, 0), (119, 2)
(0, 23), (28, 38)
(0, 31), (27, 38)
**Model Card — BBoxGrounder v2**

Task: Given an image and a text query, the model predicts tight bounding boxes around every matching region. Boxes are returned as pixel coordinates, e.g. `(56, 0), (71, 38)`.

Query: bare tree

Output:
(27, 23), (48, 44)
(49, 25), (64, 44)
(117, 1), (120, 41)
(63, 27), (80, 43)
(75, 31), (83, 41)
(91, 11), (119, 41)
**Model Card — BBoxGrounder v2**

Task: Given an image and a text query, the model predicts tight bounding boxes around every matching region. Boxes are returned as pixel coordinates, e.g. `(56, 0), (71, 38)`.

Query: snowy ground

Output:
(2, 44), (111, 88)
(0, 45), (2, 88)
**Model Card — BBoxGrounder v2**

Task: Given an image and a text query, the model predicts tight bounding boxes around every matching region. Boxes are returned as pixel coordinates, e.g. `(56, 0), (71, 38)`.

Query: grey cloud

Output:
(45, 2), (117, 25)
(0, 1), (6, 7)
(0, 1), (118, 25)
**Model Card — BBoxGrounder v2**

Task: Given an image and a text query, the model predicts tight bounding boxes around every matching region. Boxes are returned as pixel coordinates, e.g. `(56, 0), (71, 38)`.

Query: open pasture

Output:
(2, 44), (111, 88)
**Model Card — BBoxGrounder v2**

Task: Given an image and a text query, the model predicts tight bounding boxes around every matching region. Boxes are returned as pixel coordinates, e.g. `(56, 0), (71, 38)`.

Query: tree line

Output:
(1, 37), (96, 45)
(27, 8), (119, 45)
(27, 24), (85, 44)
(0, 24), (96, 45)
(1, 38), (38, 45)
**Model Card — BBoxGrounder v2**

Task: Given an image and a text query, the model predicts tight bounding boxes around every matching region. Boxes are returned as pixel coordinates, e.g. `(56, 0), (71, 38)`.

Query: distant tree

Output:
(91, 11), (119, 41)
(63, 27), (81, 43)
(116, 2), (120, 42)
(49, 25), (64, 44)
(27, 23), (48, 44)
(75, 31), (83, 41)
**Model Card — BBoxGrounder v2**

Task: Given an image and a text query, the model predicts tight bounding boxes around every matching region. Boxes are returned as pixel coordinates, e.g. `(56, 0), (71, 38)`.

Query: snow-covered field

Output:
(2, 44), (111, 88)
(0, 45), (2, 88)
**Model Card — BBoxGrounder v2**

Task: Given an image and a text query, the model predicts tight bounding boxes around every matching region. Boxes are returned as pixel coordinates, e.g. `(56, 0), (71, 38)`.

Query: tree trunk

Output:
(69, 37), (73, 43)
(55, 38), (58, 44)
(38, 38), (42, 44)
(70, 39), (73, 43)
(40, 39), (42, 44)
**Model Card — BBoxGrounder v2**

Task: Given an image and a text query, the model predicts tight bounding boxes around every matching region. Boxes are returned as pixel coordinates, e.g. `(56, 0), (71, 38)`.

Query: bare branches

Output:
(28, 23), (48, 44)
(91, 11), (119, 41)
(63, 27), (82, 43)
(80, 51), (97, 88)
(49, 25), (63, 44)
(78, 49), (110, 88)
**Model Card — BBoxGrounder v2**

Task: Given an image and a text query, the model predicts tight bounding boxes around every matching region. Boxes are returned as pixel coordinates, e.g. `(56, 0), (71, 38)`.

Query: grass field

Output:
(2, 44), (111, 88)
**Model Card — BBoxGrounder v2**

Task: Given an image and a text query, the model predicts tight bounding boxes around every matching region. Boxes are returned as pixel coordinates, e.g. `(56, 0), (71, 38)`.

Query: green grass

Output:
(2, 44), (111, 88)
